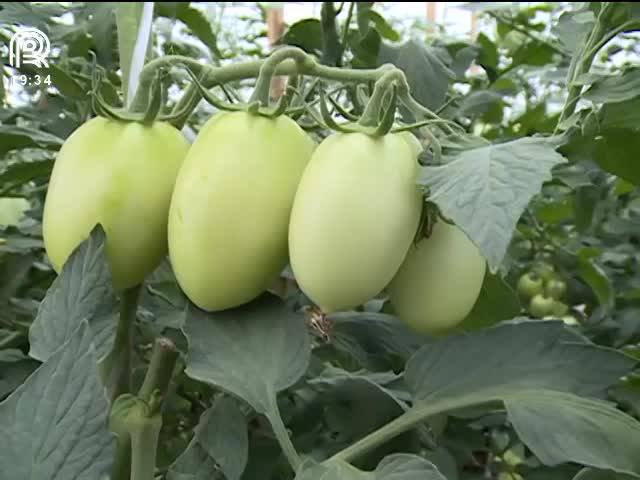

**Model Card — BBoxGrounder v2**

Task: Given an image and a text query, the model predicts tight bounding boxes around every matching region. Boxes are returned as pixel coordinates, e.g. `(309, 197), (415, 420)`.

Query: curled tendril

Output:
(373, 85), (398, 137)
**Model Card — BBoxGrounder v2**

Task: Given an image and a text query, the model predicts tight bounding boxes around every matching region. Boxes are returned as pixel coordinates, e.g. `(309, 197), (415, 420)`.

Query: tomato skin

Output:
(517, 272), (543, 299)
(529, 294), (555, 318)
(168, 111), (315, 311)
(288, 132), (422, 313)
(43, 117), (189, 289)
(545, 278), (567, 299)
(387, 221), (486, 334)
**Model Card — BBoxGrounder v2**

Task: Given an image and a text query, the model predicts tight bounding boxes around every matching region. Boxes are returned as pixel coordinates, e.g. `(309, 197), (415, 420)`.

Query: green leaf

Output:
(378, 40), (455, 111)
(507, 391), (640, 476)
(295, 454), (446, 480)
(0, 322), (115, 479)
(362, 10), (400, 42)
(477, 33), (498, 79)
(578, 251), (614, 310)
(167, 397), (248, 480)
(166, 4), (223, 59)
(458, 271), (521, 331)
(306, 367), (419, 470)
(325, 312), (426, 372)
(0, 159), (53, 191)
(419, 137), (568, 272)
(594, 128), (640, 185)
(553, 10), (595, 55)
(48, 64), (86, 99)
(583, 68), (640, 104)
(574, 186), (599, 232)
(183, 293), (310, 466)
(282, 18), (323, 54)
(0, 349), (38, 399)
(28, 225), (118, 362)
(0, 125), (63, 155)
(405, 321), (635, 406)
(574, 468), (638, 480)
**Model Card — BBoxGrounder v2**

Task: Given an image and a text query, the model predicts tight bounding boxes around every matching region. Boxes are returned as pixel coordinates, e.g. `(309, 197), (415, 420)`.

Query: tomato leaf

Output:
(574, 468), (639, 480)
(167, 397), (248, 480)
(183, 293), (310, 462)
(29, 225), (118, 362)
(294, 454), (446, 480)
(0, 322), (115, 479)
(507, 391), (640, 476)
(419, 136), (568, 272)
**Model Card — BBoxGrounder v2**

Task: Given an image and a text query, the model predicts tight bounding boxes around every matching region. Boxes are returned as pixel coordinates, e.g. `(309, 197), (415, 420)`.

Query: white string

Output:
(126, 2), (155, 108)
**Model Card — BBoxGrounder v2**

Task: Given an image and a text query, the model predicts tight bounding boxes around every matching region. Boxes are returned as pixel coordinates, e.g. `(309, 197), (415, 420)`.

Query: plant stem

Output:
(130, 411), (162, 480)
(138, 337), (179, 406)
(106, 285), (141, 402)
(556, 3), (613, 129)
(269, 407), (301, 472)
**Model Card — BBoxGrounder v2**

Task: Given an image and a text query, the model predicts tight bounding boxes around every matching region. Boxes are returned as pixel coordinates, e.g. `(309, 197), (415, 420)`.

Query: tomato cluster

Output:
(43, 112), (487, 335)
(517, 263), (576, 325)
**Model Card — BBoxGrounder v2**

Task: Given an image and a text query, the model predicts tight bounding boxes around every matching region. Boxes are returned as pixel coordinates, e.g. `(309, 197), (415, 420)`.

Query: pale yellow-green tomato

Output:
(387, 221), (486, 334)
(168, 111), (315, 311)
(0, 197), (30, 226)
(288, 132), (423, 313)
(43, 117), (189, 289)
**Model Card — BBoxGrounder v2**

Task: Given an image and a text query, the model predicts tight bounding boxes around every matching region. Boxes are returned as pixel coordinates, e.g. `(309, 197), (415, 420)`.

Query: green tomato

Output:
(0, 197), (30, 226)
(534, 262), (556, 282)
(517, 272), (543, 299)
(168, 111), (315, 311)
(551, 300), (569, 317)
(387, 221), (486, 335)
(289, 132), (422, 313)
(43, 117), (189, 289)
(529, 294), (555, 318)
(545, 278), (567, 299)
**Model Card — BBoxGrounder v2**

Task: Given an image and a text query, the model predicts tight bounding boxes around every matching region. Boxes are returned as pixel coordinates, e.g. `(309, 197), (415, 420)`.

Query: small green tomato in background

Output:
(529, 294), (555, 318)
(43, 117), (190, 289)
(517, 272), (543, 299)
(551, 300), (569, 317)
(387, 221), (486, 335)
(545, 278), (567, 299)
(534, 262), (556, 282)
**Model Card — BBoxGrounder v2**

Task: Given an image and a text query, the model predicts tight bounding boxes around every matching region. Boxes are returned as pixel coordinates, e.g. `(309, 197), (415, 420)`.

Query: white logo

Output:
(9, 27), (50, 69)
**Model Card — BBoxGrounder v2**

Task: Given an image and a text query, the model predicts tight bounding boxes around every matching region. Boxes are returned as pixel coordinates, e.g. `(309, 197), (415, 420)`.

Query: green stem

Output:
(269, 408), (301, 472)
(106, 285), (141, 402)
(130, 48), (400, 122)
(138, 337), (179, 406)
(130, 412), (162, 480)
(358, 69), (405, 128)
(249, 47), (312, 106)
(556, 3), (614, 129)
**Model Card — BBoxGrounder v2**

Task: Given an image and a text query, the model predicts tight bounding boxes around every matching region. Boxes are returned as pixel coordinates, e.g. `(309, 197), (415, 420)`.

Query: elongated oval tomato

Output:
(288, 132), (422, 313)
(168, 111), (315, 311)
(43, 117), (189, 289)
(387, 221), (486, 334)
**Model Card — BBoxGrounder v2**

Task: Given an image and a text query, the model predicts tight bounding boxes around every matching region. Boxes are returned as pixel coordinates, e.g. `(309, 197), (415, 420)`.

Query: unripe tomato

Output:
(168, 111), (315, 311)
(517, 272), (543, 299)
(545, 278), (567, 299)
(551, 299), (569, 317)
(534, 262), (555, 282)
(288, 132), (422, 313)
(387, 221), (486, 334)
(43, 117), (189, 289)
(529, 294), (555, 318)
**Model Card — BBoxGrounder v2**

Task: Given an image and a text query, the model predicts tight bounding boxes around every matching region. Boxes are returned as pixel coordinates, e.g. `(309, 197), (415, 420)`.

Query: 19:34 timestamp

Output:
(9, 74), (52, 86)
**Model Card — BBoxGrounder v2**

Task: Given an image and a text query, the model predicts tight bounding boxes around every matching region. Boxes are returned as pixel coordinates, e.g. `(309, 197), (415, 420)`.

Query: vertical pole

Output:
(426, 2), (437, 36)
(266, 3), (286, 100)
